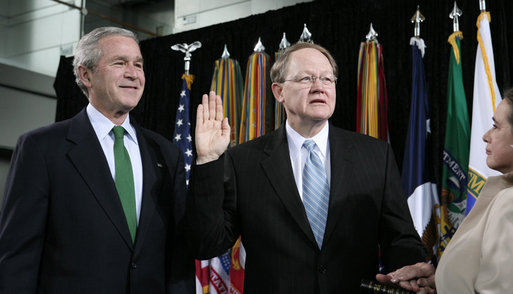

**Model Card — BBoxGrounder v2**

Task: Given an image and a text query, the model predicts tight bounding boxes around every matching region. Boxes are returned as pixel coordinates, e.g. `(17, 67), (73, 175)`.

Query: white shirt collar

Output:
(86, 103), (138, 145)
(286, 120), (329, 157)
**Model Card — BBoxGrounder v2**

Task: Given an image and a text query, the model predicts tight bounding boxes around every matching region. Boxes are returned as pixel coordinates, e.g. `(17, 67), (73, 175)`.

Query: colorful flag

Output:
(467, 11), (502, 214)
(402, 37), (440, 262)
(356, 40), (389, 141)
(172, 75), (209, 293)
(172, 74), (194, 186)
(274, 32), (290, 130)
(438, 32), (470, 256)
(274, 50), (286, 130)
(208, 251), (232, 294)
(228, 237), (245, 294)
(224, 46), (271, 294)
(195, 260), (209, 294)
(211, 57), (244, 146)
(239, 51), (271, 142)
(205, 52), (245, 294)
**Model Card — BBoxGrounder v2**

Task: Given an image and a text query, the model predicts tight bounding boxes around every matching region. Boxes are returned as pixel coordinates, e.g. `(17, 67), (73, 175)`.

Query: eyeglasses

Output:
(283, 75), (338, 86)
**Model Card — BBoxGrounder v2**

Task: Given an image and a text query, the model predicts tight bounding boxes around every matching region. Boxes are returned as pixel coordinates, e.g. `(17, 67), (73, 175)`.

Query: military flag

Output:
(402, 37), (440, 261)
(356, 25), (388, 141)
(210, 46), (244, 146)
(274, 33), (290, 129)
(466, 11), (502, 214)
(439, 31), (470, 256)
(239, 38), (272, 142)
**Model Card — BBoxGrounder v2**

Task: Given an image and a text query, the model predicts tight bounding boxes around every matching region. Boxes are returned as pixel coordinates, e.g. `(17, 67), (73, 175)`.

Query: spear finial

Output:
(279, 32), (291, 53)
(366, 23), (378, 42)
(253, 37), (265, 53)
(221, 44), (230, 59)
(449, 1), (462, 32)
(411, 5), (425, 38)
(298, 23), (313, 43)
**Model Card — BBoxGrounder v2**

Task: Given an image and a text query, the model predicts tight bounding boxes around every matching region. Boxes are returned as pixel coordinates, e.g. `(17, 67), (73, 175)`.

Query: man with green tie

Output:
(0, 27), (194, 293)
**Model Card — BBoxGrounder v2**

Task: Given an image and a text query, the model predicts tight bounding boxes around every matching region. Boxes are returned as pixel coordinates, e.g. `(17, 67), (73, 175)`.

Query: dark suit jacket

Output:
(188, 124), (426, 294)
(0, 109), (194, 294)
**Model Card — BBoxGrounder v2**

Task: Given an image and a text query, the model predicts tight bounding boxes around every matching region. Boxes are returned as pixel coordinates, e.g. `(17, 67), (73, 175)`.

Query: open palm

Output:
(195, 91), (231, 164)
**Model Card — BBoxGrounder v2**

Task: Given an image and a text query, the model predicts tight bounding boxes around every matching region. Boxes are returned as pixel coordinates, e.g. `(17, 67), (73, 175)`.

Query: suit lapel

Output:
(132, 125), (161, 252)
(260, 127), (317, 246)
(66, 109), (134, 249)
(323, 126), (355, 246)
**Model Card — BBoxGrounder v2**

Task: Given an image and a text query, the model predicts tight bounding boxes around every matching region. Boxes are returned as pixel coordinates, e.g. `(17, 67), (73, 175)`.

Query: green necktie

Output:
(112, 126), (137, 243)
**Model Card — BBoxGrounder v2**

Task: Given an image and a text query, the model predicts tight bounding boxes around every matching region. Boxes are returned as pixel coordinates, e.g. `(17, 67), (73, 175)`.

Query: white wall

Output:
(0, 63), (56, 206)
(0, 87), (56, 149)
(0, 88), (55, 205)
(0, 0), (81, 77)
(174, 0), (312, 33)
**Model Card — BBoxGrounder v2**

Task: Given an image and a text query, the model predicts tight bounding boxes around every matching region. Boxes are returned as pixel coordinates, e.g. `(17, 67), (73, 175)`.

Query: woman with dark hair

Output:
(434, 87), (513, 293)
(378, 88), (513, 293)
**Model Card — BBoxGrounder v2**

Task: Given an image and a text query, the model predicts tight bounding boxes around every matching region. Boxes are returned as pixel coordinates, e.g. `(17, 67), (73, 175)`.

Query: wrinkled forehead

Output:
(287, 48), (334, 75)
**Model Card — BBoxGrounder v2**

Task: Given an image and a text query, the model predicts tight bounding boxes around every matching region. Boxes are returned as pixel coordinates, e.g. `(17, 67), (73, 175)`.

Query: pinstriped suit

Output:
(188, 124), (426, 293)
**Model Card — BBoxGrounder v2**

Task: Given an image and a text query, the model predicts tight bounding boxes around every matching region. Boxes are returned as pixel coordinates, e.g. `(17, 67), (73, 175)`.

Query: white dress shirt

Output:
(286, 120), (331, 200)
(86, 103), (143, 224)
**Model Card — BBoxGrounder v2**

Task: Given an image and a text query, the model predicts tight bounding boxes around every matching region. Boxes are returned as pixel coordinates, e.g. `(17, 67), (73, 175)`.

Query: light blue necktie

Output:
(302, 139), (329, 249)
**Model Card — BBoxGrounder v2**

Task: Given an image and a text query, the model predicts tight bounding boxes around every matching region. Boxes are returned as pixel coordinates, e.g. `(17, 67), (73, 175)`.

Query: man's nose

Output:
(124, 64), (138, 78)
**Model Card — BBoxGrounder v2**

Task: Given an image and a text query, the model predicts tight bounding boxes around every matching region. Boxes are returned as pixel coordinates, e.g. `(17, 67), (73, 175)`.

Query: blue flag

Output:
(172, 77), (193, 187)
(402, 37), (440, 262)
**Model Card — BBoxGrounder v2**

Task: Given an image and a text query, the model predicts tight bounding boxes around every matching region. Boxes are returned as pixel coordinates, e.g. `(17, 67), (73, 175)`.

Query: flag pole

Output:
(466, 0), (502, 214)
(171, 41), (202, 76)
(274, 33), (290, 130)
(439, 0), (469, 259)
(403, 5), (440, 262)
(411, 5), (425, 38)
(171, 41), (207, 293)
(479, 0), (486, 12)
(449, 1), (462, 32)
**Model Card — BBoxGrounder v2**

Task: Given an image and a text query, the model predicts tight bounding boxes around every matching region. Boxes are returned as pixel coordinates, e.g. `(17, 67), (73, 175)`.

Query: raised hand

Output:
(195, 91), (230, 164)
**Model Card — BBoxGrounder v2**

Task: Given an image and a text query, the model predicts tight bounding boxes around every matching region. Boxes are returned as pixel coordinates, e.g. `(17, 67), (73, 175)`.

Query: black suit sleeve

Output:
(187, 153), (240, 259)
(378, 144), (427, 271)
(162, 144), (195, 294)
(0, 134), (49, 293)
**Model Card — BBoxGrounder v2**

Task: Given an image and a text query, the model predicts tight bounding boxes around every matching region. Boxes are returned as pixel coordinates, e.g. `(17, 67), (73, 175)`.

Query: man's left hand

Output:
(375, 262), (436, 293)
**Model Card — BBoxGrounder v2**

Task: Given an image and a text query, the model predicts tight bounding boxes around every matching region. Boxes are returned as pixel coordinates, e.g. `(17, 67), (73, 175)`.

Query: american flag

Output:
(173, 76), (193, 187)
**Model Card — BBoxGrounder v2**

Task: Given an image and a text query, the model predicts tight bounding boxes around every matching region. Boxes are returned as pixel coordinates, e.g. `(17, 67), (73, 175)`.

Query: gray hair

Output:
(270, 42), (338, 83)
(73, 27), (139, 98)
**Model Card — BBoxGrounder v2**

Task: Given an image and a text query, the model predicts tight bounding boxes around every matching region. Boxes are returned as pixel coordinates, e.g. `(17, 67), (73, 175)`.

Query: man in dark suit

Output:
(0, 27), (194, 293)
(188, 42), (431, 293)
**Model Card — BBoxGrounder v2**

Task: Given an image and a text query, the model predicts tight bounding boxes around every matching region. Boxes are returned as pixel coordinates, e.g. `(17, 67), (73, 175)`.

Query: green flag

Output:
(439, 32), (470, 257)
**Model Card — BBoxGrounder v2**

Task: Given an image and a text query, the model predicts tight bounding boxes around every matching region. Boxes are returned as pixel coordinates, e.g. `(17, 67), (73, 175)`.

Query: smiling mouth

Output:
(120, 85), (138, 90)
